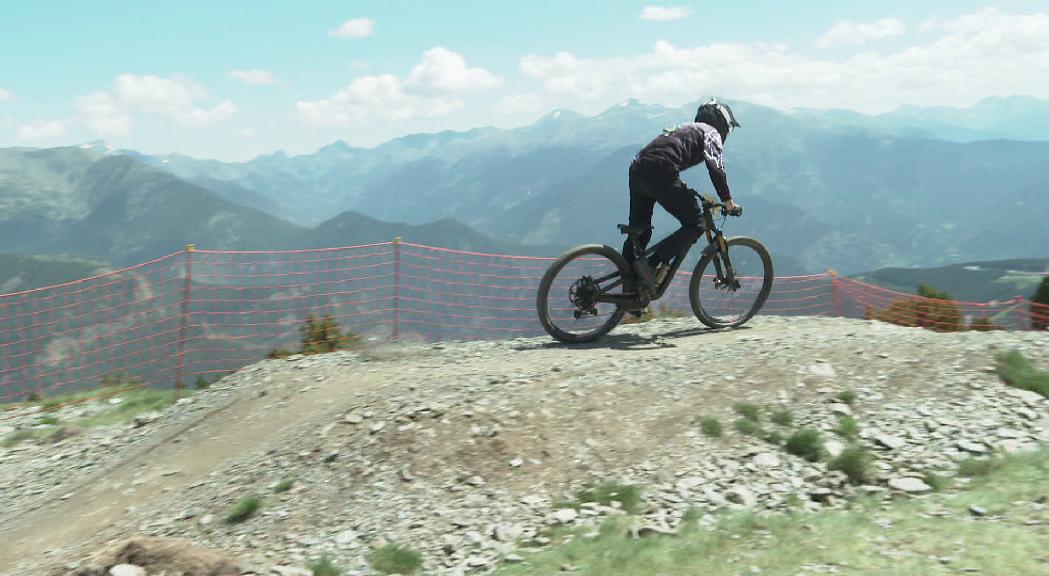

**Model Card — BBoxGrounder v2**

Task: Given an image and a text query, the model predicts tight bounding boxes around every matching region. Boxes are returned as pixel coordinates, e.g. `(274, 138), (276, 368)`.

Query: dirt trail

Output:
(0, 376), (347, 570)
(0, 343), (560, 573)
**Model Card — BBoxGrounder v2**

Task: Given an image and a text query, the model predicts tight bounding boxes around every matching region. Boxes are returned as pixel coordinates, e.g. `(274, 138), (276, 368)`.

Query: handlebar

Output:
(690, 189), (743, 217)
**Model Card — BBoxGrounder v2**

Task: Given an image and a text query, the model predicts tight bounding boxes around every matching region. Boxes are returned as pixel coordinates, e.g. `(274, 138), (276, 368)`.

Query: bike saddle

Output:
(617, 224), (653, 236)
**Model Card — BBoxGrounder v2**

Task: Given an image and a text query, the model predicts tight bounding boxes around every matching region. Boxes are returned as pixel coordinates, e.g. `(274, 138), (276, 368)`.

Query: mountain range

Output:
(1, 96), (1048, 287)
(0, 146), (556, 269)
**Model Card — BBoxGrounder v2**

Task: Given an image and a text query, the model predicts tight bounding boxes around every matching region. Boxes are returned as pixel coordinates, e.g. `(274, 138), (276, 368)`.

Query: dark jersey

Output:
(635, 122), (732, 201)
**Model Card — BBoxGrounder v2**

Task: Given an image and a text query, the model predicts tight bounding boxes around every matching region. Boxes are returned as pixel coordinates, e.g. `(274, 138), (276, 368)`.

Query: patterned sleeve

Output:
(703, 130), (732, 201)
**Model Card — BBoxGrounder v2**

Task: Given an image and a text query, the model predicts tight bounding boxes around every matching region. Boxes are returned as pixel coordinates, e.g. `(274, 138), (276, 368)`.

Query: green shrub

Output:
(25, 392), (42, 403)
(369, 544), (423, 574)
(266, 348), (294, 359)
(770, 408), (793, 426)
(923, 472), (951, 492)
(969, 317), (1003, 331)
(764, 430), (784, 445)
(1031, 276), (1049, 331)
(785, 429), (825, 462)
(870, 284), (964, 332)
(309, 555), (345, 576)
(958, 457), (997, 478)
(733, 402), (761, 422)
(273, 478), (295, 493)
(100, 371), (142, 389)
(39, 416), (59, 426)
(696, 416), (723, 438)
(226, 495), (262, 524)
(833, 416), (860, 439)
(734, 418), (763, 436)
(300, 313), (360, 355)
(827, 445), (874, 484)
(193, 375), (210, 390)
(995, 350), (1049, 398)
(835, 390), (857, 405)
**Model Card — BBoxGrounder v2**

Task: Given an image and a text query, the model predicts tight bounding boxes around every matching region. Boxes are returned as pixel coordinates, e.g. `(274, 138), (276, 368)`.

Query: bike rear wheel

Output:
(537, 244), (633, 343)
(689, 236), (773, 329)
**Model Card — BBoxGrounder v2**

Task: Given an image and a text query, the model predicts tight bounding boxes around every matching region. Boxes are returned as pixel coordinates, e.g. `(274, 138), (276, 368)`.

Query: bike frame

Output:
(591, 195), (737, 308)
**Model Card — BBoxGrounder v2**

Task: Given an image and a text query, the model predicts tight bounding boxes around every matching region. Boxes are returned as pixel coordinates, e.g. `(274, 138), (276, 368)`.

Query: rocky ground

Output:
(0, 316), (1047, 575)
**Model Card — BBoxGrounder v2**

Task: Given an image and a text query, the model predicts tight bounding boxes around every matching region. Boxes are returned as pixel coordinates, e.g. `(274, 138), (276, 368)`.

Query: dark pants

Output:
(622, 157), (705, 264)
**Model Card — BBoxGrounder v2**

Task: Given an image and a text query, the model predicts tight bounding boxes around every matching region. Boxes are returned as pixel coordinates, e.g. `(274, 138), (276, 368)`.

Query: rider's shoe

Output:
(627, 306), (648, 318)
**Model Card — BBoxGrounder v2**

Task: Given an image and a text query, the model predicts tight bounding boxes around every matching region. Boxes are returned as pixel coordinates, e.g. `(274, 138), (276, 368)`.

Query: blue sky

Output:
(1, 1), (1047, 160)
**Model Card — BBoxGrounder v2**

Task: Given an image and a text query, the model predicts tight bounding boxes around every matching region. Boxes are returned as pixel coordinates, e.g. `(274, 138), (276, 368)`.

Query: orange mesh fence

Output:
(2, 242), (1044, 412)
(0, 252), (185, 405)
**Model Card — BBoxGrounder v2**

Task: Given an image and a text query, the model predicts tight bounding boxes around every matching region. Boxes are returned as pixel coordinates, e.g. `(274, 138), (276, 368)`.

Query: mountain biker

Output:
(622, 98), (741, 290)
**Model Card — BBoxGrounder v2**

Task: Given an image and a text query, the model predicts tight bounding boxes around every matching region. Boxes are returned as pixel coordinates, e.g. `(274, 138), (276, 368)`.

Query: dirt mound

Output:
(65, 537), (239, 576)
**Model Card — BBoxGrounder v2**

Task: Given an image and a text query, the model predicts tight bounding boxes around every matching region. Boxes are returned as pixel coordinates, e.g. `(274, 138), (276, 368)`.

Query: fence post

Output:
(828, 269), (842, 318)
(392, 237), (401, 341)
(174, 244), (195, 399)
(1014, 295), (1026, 331)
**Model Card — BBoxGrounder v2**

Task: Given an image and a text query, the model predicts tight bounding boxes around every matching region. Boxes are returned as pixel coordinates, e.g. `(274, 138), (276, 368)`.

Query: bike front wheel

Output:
(537, 244), (634, 343)
(689, 236), (774, 329)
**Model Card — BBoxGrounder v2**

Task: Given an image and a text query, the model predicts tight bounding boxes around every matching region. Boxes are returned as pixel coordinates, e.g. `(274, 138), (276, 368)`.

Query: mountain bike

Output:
(536, 191), (773, 343)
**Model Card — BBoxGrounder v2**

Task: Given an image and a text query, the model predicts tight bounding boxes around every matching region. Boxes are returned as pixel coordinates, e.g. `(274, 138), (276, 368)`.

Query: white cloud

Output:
(228, 69), (276, 85)
(298, 74), (462, 124)
(298, 47), (500, 124)
(76, 92), (132, 136)
(330, 18), (374, 38)
(241, 128), (256, 139)
(74, 74), (236, 136)
(0, 88), (12, 101)
(518, 9), (1049, 114)
(815, 18), (906, 47)
(407, 47), (503, 92)
(640, 6), (692, 22)
(17, 120), (65, 142)
(114, 74), (236, 124)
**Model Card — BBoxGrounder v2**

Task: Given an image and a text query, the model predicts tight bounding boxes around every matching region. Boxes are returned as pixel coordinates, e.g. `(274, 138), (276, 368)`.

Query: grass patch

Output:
(573, 482), (645, 514)
(827, 445), (874, 484)
(2, 426), (77, 447)
(923, 472), (951, 492)
(995, 350), (1049, 398)
(763, 430), (784, 446)
(309, 555), (344, 576)
(226, 495), (262, 524)
(72, 387), (188, 428)
(38, 416), (59, 426)
(769, 408), (793, 426)
(273, 478), (295, 493)
(733, 402), (761, 422)
(695, 416), (723, 438)
(493, 450), (1049, 576)
(785, 428), (825, 462)
(733, 418), (763, 436)
(833, 416), (860, 439)
(2, 429), (42, 447)
(634, 304), (689, 323)
(835, 389), (858, 405)
(369, 544), (423, 575)
(958, 457), (998, 478)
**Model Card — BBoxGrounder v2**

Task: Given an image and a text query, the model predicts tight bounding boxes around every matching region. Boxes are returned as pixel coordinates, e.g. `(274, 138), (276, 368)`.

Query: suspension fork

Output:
(705, 229), (736, 284)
